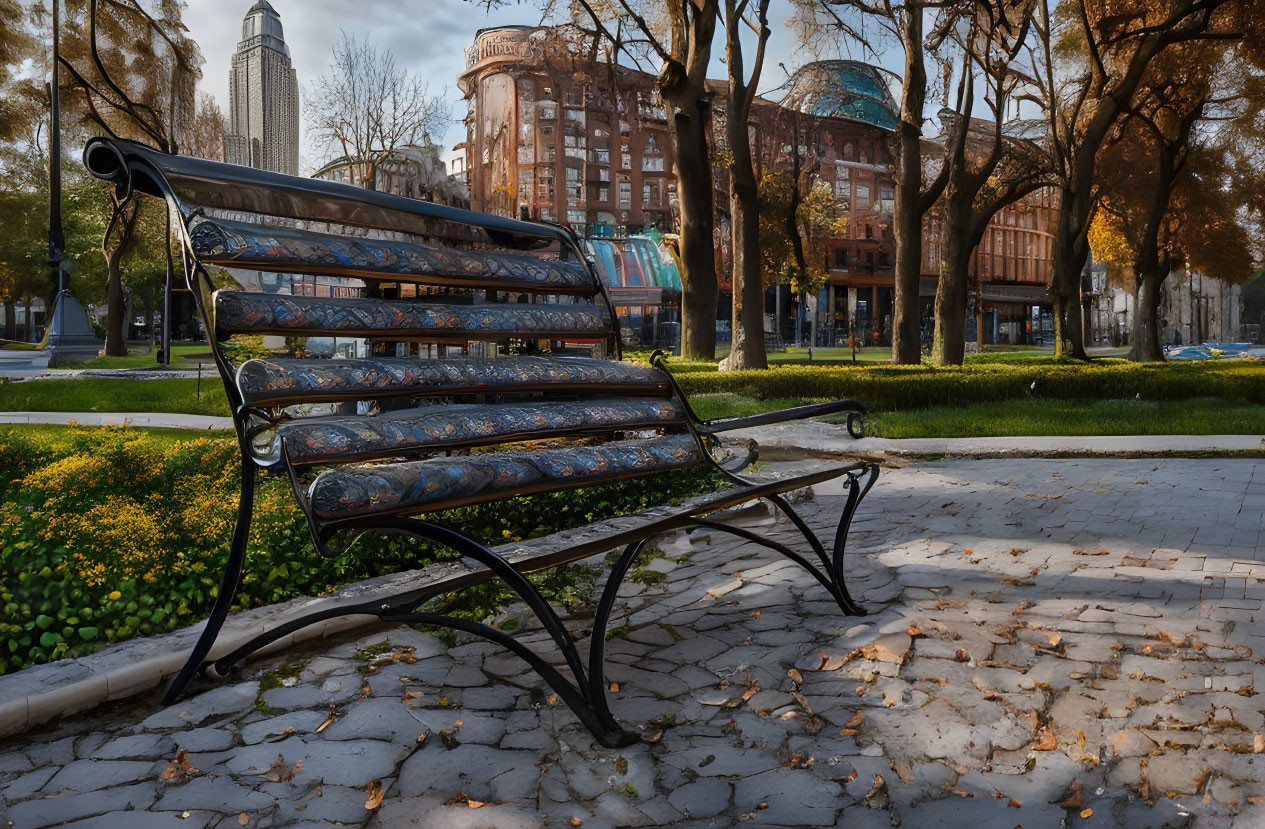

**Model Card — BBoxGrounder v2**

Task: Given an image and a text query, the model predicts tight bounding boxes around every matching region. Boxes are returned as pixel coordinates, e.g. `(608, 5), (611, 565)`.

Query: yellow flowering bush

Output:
(0, 425), (719, 673)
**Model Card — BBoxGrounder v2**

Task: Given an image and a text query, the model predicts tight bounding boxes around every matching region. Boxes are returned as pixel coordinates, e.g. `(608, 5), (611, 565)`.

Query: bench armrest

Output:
(698, 399), (866, 434)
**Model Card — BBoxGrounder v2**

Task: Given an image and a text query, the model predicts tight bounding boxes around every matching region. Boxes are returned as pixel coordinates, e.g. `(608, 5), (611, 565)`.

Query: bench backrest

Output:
(83, 139), (711, 530)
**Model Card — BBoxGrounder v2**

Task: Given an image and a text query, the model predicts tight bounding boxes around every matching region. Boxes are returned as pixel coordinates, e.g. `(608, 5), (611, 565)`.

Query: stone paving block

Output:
(8, 781), (156, 828)
(140, 683), (260, 730)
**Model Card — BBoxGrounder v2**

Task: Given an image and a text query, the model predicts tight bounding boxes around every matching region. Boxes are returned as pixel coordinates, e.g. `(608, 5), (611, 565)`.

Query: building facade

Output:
(312, 144), (471, 209)
(225, 0), (300, 176)
(458, 25), (1061, 347)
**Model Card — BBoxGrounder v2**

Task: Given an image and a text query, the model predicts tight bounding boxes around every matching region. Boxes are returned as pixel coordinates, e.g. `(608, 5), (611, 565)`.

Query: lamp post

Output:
(48, 0), (64, 296)
(42, 0), (105, 365)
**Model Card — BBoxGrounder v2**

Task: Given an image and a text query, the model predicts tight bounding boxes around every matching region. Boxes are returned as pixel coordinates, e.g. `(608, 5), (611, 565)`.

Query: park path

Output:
(1, 457), (1264, 827)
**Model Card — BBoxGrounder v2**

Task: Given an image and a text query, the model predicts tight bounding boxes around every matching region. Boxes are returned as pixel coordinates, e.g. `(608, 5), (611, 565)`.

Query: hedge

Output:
(664, 360), (1265, 411)
(0, 426), (719, 673)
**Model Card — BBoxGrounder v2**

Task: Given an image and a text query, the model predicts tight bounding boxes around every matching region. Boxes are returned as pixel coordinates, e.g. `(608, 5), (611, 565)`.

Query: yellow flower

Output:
(107, 590), (122, 601)
(502, 529), (511, 538)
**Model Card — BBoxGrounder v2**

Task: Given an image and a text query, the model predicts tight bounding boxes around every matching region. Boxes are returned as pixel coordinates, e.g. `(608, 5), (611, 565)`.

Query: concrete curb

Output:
(731, 421), (1265, 458)
(0, 412), (233, 430)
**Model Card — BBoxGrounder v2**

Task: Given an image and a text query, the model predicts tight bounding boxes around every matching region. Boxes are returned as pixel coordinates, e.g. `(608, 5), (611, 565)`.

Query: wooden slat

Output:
(307, 435), (701, 520)
(192, 217), (595, 294)
(277, 398), (687, 466)
(236, 355), (672, 407)
(215, 291), (612, 340)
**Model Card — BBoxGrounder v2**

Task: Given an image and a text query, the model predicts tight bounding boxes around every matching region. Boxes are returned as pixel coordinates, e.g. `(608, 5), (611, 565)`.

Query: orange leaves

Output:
(1032, 729), (1057, 751)
(365, 779), (384, 810)
(160, 749), (198, 780)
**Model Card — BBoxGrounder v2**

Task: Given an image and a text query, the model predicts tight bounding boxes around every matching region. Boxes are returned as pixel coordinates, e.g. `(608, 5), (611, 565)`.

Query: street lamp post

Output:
(42, 0), (105, 365)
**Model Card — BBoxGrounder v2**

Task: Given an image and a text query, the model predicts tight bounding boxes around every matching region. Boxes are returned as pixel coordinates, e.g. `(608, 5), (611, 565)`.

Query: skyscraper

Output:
(225, 0), (299, 176)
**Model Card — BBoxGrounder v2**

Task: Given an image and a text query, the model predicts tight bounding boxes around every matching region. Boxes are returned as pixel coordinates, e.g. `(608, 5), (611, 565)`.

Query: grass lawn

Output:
(4, 354), (1263, 437)
(50, 343), (214, 370)
(689, 394), (1265, 438)
(0, 377), (229, 416)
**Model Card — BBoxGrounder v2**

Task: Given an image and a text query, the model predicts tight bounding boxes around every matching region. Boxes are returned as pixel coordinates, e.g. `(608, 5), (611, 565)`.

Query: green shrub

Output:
(0, 425), (720, 673)
(665, 359), (1265, 410)
(224, 335), (274, 361)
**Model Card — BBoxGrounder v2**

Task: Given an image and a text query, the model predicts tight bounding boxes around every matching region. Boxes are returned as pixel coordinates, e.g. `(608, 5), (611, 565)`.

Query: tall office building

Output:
(225, 0), (300, 175)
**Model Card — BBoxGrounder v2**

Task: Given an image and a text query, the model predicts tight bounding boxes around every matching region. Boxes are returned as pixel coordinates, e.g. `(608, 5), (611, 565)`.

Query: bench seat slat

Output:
(308, 435), (700, 520)
(215, 291), (611, 340)
(237, 355), (670, 407)
(279, 398), (686, 465)
(190, 218), (595, 294)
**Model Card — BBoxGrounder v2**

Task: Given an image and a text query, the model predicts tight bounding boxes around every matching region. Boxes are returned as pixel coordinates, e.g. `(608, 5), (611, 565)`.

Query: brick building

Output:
(458, 25), (1057, 347)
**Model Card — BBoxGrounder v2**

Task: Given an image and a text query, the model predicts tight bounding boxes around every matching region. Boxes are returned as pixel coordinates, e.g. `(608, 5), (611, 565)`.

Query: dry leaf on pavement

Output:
(365, 779), (384, 810)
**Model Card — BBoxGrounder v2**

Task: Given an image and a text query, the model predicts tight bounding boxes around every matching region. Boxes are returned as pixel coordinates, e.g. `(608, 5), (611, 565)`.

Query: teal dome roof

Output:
(785, 61), (900, 131)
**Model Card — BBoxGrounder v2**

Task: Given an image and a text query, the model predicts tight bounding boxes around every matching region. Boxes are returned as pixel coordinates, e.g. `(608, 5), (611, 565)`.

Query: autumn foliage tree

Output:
(57, 0), (202, 355)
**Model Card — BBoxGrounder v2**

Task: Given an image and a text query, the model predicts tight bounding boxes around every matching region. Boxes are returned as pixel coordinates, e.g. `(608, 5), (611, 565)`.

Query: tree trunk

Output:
(671, 97), (717, 360)
(2, 302), (14, 341)
(890, 5), (927, 365)
(1129, 266), (1166, 362)
(725, 69), (766, 369)
(1051, 187), (1089, 360)
(103, 202), (139, 357)
(931, 212), (969, 365)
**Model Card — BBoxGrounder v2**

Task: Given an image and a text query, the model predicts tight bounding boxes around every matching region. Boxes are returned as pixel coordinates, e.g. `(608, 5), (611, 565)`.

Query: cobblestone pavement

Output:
(3, 458), (1265, 829)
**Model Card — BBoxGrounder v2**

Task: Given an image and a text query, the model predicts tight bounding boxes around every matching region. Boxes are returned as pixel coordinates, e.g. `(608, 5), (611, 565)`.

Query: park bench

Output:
(83, 137), (879, 747)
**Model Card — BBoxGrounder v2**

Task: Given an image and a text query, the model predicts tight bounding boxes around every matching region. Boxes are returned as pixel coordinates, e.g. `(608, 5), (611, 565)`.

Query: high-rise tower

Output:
(225, 0), (300, 175)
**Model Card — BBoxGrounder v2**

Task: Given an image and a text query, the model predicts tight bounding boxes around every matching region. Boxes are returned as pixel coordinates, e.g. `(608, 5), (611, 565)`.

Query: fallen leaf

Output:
(845, 712), (864, 728)
(1058, 780), (1083, 810)
(468, 800), (487, 808)
(839, 728), (859, 737)
(863, 774), (888, 807)
(316, 703), (337, 733)
(954, 649), (971, 663)
(454, 720), (463, 728)
(161, 749), (199, 780)
(1048, 632), (1062, 647)
(361, 684), (372, 697)
(237, 814), (249, 827)
(787, 668), (803, 683)
(1032, 729), (1057, 751)
(417, 731), (430, 744)
(1255, 734), (1264, 753)
(610, 682), (620, 692)
(365, 779), (384, 810)
(401, 693), (418, 702)
(741, 685), (760, 701)
(751, 610), (761, 617)
(570, 819), (584, 827)
(262, 754), (302, 783)
(963, 548), (973, 555)
(907, 625), (923, 637)
(1080, 808), (1093, 818)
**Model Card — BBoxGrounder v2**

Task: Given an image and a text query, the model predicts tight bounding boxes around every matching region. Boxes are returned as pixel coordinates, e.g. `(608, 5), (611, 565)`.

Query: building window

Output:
(618, 176), (631, 208)
(644, 133), (661, 154)
(621, 153), (632, 169)
(598, 187), (608, 202)
(594, 147), (609, 164)
(598, 167), (609, 182)
(856, 184), (870, 208)
(539, 104), (556, 120)
(642, 156), (664, 172)
(865, 224), (873, 240)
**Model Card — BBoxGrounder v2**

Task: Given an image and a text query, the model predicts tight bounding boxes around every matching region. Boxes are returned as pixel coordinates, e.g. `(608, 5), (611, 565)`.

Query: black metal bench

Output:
(83, 137), (879, 747)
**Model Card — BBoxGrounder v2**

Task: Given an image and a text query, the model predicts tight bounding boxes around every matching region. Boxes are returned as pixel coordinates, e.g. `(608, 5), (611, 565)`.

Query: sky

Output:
(182, 0), (907, 175)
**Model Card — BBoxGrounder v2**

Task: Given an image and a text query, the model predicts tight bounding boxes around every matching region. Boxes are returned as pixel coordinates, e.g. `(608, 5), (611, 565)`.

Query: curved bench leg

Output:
(760, 463), (878, 617)
(162, 464), (256, 704)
